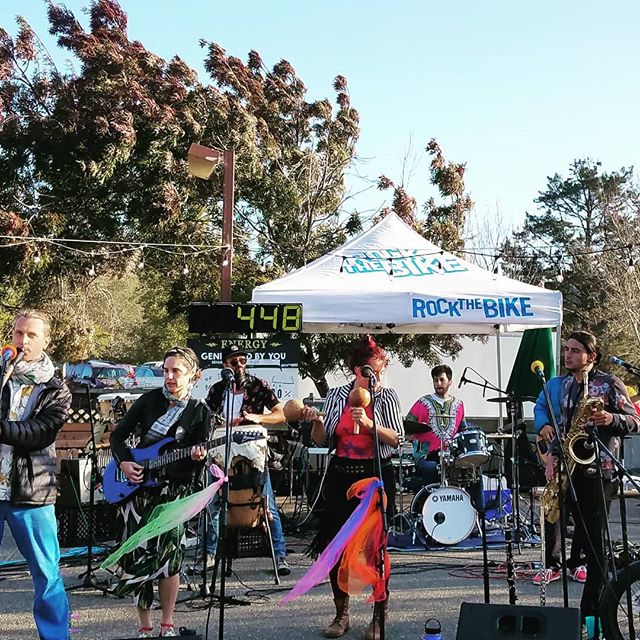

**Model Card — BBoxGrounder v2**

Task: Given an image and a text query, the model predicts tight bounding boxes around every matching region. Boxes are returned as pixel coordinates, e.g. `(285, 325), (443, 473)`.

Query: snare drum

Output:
(391, 455), (416, 485)
(445, 463), (478, 488)
(410, 485), (476, 545)
(450, 428), (490, 468)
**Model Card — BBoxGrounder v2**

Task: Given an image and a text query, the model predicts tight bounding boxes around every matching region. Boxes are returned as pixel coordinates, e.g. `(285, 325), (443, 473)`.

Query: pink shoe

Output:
(532, 568), (561, 585)
(569, 565), (587, 583)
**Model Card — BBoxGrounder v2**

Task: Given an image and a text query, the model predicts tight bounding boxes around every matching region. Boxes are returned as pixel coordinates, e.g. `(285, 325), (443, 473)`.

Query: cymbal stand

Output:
(393, 443), (411, 534)
(439, 436), (449, 487)
(504, 394), (524, 546)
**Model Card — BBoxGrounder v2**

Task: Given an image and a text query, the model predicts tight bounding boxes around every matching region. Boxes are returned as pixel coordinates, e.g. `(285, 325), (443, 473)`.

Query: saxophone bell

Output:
(567, 432), (597, 466)
(566, 397), (602, 467)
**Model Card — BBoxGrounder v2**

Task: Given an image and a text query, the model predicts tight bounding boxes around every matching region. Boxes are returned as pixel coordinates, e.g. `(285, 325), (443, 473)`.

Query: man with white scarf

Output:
(0, 309), (71, 640)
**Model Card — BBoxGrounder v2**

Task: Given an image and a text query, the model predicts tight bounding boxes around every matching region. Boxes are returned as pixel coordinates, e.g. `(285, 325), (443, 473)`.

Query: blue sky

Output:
(3, 1), (640, 236)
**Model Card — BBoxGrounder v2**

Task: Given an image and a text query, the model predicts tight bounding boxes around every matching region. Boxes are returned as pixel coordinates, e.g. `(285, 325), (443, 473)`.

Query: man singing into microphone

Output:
(204, 345), (290, 575)
(0, 309), (71, 640)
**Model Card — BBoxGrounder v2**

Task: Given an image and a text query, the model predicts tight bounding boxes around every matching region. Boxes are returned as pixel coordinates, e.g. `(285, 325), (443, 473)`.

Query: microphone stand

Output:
(205, 371), (240, 640)
(367, 372), (387, 640)
(459, 370), (520, 603)
(458, 367), (502, 604)
(505, 393), (523, 547)
(66, 383), (112, 595)
(536, 370), (570, 607)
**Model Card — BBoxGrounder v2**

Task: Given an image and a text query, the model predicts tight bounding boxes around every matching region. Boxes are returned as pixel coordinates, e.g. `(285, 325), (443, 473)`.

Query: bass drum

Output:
(410, 485), (476, 546)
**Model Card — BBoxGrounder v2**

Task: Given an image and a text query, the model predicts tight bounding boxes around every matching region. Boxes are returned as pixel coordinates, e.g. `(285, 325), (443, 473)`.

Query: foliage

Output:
(501, 159), (640, 370)
(0, 0), (360, 369)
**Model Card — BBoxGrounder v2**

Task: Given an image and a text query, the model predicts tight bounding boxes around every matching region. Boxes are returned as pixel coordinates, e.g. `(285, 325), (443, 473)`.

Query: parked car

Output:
(140, 361), (163, 368)
(131, 364), (164, 389)
(64, 360), (130, 391)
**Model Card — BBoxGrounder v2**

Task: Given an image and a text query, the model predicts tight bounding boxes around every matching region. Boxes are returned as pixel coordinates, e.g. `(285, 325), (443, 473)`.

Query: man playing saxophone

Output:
(542, 331), (639, 630)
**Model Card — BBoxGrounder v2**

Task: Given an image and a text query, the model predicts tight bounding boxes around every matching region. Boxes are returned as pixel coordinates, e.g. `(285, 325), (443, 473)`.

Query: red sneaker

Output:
(568, 565), (587, 583)
(532, 568), (561, 585)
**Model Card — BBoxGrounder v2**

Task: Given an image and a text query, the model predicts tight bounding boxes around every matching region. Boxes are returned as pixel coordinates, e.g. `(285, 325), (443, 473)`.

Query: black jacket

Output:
(0, 377), (71, 506)
(110, 388), (210, 483)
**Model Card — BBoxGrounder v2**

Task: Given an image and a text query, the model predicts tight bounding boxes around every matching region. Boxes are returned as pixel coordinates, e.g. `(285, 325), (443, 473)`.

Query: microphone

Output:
(458, 367), (469, 389)
(1, 347), (23, 388)
(609, 355), (640, 377)
(220, 367), (235, 382)
(360, 364), (377, 383)
(1, 344), (17, 362)
(530, 360), (545, 379)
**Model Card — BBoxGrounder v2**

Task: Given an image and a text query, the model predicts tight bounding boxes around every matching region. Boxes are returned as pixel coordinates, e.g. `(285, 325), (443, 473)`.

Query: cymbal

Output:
(486, 395), (536, 404)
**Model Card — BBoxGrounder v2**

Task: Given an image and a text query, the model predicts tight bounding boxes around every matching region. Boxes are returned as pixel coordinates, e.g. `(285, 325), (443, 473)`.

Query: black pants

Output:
(544, 515), (588, 571)
(566, 468), (616, 618)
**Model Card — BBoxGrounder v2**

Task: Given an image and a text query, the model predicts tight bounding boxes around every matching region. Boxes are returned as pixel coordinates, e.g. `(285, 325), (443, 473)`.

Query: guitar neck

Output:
(145, 436), (221, 471)
(144, 430), (263, 471)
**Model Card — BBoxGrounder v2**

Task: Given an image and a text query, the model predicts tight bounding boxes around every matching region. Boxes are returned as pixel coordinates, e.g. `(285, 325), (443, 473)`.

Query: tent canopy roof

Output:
(252, 213), (562, 334)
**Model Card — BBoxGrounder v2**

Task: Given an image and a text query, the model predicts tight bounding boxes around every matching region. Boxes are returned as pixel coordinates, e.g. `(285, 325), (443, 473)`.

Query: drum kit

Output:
(395, 418), (492, 546)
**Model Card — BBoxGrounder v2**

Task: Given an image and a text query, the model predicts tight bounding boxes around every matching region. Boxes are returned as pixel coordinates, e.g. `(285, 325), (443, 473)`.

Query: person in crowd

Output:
(406, 364), (468, 486)
(110, 346), (209, 638)
(543, 331), (639, 632)
(204, 345), (290, 576)
(0, 308), (72, 640)
(301, 335), (404, 640)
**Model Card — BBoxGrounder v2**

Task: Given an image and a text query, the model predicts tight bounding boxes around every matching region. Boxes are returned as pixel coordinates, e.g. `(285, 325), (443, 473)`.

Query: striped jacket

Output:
(321, 382), (404, 459)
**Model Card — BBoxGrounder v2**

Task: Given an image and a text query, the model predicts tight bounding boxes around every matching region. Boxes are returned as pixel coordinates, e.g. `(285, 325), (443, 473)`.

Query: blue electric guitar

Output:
(103, 429), (265, 504)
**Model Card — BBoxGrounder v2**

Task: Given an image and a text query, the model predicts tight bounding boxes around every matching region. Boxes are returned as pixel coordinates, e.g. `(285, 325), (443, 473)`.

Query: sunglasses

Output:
(228, 357), (247, 366)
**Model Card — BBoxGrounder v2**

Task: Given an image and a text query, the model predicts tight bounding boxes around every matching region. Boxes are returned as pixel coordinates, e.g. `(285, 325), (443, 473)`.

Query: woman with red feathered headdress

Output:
(300, 335), (404, 640)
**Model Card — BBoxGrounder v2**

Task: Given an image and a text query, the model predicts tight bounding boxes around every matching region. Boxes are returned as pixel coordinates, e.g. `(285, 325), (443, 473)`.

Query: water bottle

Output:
(423, 618), (443, 640)
(584, 616), (602, 640)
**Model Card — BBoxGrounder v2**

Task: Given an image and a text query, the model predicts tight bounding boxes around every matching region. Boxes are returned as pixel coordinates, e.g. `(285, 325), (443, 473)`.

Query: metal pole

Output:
(496, 327), (504, 432)
(221, 148), (235, 302)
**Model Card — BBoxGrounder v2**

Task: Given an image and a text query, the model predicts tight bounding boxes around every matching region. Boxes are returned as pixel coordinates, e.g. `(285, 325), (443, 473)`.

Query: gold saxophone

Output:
(541, 372), (603, 524)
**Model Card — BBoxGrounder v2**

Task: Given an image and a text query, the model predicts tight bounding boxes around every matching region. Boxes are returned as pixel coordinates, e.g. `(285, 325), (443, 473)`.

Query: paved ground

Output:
(1, 493), (638, 640)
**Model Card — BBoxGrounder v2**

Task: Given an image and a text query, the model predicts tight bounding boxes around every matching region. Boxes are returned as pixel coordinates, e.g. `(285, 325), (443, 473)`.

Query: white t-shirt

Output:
(222, 391), (244, 421)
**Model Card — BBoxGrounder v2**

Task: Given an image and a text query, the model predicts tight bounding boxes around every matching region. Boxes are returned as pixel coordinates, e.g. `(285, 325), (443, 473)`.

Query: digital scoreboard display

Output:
(188, 303), (302, 334)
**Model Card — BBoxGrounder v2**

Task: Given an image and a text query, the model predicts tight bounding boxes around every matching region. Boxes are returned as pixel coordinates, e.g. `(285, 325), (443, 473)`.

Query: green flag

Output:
(507, 328), (556, 398)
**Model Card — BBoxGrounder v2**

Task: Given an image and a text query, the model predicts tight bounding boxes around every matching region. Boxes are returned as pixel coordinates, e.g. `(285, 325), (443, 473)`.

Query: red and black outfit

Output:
(310, 381), (404, 615)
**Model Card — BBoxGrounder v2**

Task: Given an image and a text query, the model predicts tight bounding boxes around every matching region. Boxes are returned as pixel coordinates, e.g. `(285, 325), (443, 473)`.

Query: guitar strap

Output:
(173, 399), (201, 442)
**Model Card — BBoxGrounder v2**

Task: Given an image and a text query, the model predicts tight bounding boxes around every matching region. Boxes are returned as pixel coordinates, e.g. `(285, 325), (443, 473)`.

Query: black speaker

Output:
(456, 602), (581, 640)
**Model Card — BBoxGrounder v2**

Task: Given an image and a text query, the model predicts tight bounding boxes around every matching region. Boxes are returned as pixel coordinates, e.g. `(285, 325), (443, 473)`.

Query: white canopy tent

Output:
(252, 212), (562, 335)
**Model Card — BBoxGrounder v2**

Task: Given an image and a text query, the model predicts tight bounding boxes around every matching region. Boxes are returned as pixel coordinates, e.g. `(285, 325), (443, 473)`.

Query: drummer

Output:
(406, 364), (469, 487)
